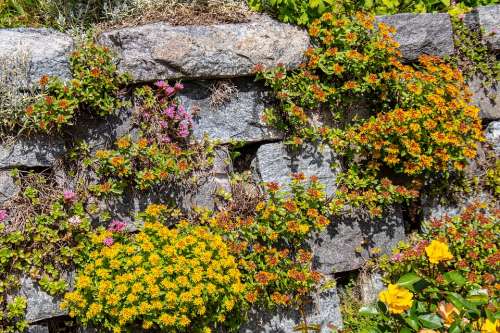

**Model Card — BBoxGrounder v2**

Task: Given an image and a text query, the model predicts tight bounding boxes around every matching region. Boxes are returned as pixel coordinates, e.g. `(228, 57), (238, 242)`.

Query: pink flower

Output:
(103, 237), (114, 246)
(163, 106), (176, 118)
(165, 86), (176, 96)
(63, 190), (77, 203)
(108, 219), (126, 232)
(160, 135), (171, 144)
(177, 121), (190, 138)
(0, 210), (8, 222)
(391, 253), (403, 262)
(159, 120), (169, 128)
(69, 216), (81, 226)
(155, 80), (167, 89)
(174, 82), (184, 91)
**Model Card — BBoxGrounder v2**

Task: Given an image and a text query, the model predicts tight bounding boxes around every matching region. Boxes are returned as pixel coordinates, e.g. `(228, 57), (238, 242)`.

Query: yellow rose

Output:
(425, 240), (453, 264)
(481, 319), (499, 333)
(379, 284), (413, 314)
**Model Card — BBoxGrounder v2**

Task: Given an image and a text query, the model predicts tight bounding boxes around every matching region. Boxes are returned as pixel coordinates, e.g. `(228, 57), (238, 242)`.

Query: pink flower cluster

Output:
(108, 219), (126, 232)
(63, 190), (77, 203)
(0, 209), (8, 222)
(103, 237), (114, 246)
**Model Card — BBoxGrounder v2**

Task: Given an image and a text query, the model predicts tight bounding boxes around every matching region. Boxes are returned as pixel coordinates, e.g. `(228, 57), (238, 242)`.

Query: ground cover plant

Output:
(352, 203), (499, 332)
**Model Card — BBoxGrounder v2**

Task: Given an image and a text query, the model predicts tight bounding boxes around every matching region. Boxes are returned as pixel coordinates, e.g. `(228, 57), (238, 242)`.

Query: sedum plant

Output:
(256, 11), (484, 216)
(25, 41), (130, 132)
(62, 205), (247, 333)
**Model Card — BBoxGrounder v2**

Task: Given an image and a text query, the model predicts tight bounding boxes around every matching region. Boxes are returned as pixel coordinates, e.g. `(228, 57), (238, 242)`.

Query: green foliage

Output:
(449, 15), (500, 87)
(247, 0), (500, 25)
(25, 40), (130, 132)
(0, 0), (43, 27)
(0, 171), (91, 332)
(207, 175), (331, 309)
(338, 278), (384, 332)
(357, 203), (500, 332)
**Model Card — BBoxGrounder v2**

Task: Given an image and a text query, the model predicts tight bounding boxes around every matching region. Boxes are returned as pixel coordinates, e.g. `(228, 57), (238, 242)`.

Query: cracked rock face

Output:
(377, 13), (454, 61)
(98, 18), (309, 81)
(0, 171), (19, 205)
(468, 74), (500, 120)
(180, 79), (281, 143)
(0, 28), (73, 85)
(310, 206), (406, 273)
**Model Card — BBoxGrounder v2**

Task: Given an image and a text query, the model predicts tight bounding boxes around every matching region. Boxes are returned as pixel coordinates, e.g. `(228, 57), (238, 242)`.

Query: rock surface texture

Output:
(0, 28), (73, 84)
(377, 13), (455, 61)
(310, 206), (406, 273)
(240, 287), (343, 333)
(0, 136), (66, 168)
(98, 18), (309, 81)
(477, 5), (500, 51)
(468, 74), (500, 120)
(253, 142), (339, 196)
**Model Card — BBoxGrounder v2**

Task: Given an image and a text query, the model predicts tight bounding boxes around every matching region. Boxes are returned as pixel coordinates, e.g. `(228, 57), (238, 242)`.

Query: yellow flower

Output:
(418, 330), (438, 333)
(481, 319), (499, 333)
(425, 240), (453, 264)
(378, 284), (413, 314)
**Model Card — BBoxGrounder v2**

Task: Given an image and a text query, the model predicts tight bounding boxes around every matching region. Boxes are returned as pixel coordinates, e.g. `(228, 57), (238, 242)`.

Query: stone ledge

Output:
(98, 17), (309, 82)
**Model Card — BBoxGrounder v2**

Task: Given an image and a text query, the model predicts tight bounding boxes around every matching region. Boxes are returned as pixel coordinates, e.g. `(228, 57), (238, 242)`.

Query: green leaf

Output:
(397, 272), (422, 291)
(418, 314), (443, 329)
(449, 322), (462, 333)
(444, 271), (466, 287)
(404, 315), (420, 331)
(466, 289), (489, 305)
(445, 292), (478, 313)
(309, 0), (320, 8)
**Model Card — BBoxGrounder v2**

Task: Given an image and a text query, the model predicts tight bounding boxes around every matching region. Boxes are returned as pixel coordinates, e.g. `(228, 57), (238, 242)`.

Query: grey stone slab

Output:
(468, 74), (499, 120)
(181, 79), (281, 143)
(485, 120), (500, 153)
(377, 13), (454, 61)
(240, 287), (342, 333)
(309, 206), (405, 274)
(98, 18), (309, 81)
(252, 142), (339, 196)
(0, 28), (73, 85)
(0, 136), (66, 169)
(477, 5), (500, 52)
(16, 276), (73, 323)
(0, 170), (19, 204)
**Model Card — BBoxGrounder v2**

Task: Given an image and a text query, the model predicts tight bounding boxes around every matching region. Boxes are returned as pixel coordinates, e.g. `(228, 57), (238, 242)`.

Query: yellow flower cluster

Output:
(62, 207), (245, 332)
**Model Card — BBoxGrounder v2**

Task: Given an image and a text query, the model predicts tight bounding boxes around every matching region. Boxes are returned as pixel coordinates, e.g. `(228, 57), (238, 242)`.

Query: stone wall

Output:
(0, 5), (499, 332)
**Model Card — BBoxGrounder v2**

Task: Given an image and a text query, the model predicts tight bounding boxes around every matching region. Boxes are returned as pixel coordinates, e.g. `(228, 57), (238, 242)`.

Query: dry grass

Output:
(209, 80), (239, 109)
(97, 0), (254, 30)
(0, 50), (39, 140)
(1, 169), (61, 233)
